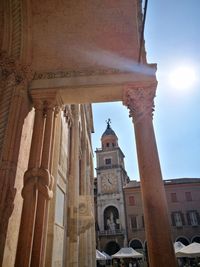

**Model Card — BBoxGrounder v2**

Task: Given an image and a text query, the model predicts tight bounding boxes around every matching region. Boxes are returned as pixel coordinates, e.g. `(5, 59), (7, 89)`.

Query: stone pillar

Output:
(30, 101), (57, 267)
(67, 104), (80, 267)
(123, 85), (177, 267)
(15, 100), (45, 267)
(15, 93), (60, 267)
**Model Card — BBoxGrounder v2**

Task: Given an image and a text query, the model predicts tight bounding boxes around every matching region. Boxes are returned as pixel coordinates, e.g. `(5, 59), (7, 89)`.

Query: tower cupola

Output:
(101, 119), (118, 149)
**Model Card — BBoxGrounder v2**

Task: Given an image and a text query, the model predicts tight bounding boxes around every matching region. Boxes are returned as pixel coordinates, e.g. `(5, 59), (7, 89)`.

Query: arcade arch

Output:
(129, 239), (143, 250)
(192, 236), (200, 243)
(176, 236), (190, 245)
(105, 241), (120, 256)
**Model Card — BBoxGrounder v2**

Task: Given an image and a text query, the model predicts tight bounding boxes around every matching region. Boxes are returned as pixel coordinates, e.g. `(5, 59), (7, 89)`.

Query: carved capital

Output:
(123, 84), (156, 123)
(0, 51), (33, 85)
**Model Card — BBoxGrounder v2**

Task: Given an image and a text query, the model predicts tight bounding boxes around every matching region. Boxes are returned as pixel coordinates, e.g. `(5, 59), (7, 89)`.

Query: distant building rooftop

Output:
(124, 178), (200, 189)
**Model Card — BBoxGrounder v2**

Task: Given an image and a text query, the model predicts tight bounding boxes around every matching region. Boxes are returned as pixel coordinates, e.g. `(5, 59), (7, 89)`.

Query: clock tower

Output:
(96, 120), (129, 255)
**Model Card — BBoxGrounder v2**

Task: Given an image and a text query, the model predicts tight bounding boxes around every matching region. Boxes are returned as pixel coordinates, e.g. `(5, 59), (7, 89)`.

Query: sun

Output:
(169, 65), (197, 90)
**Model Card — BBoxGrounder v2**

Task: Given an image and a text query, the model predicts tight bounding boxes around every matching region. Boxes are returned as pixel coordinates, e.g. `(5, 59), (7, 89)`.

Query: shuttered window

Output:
(171, 211), (185, 227)
(187, 211), (199, 226)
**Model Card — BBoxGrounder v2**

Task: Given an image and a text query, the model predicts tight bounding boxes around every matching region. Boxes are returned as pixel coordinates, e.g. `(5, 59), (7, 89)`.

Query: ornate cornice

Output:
(123, 84), (157, 123)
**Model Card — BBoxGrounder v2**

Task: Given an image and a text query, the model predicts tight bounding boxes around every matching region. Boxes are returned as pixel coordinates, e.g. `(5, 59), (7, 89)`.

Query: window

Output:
(105, 158), (111, 165)
(55, 186), (65, 226)
(171, 193), (177, 202)
(187, 211), (199, 226)
(129, 196), (135, 206)
(171, 212), (185, 227)
(185, 192), (192, 201)
(130, 216), (137, 230)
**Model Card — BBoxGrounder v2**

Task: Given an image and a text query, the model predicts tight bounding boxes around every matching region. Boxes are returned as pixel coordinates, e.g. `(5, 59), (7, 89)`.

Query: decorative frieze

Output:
(123, 84), (157, 123)
(33, 68), (122, 80)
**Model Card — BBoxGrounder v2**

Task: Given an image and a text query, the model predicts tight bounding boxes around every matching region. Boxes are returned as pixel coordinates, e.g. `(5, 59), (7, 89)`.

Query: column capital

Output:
(123, 83), (157, 123)
(0, 50), (33, 85)
(31, 89), (63, 111)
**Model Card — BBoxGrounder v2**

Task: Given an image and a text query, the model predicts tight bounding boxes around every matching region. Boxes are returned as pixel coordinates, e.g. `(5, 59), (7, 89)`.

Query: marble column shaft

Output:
(123, 85), (177, 267)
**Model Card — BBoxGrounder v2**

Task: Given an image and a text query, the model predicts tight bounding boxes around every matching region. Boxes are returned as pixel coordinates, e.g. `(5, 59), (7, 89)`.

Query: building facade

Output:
(124, 178), (200, 253)
(95, 126), (200, 258)
(0, 1), (179, 267)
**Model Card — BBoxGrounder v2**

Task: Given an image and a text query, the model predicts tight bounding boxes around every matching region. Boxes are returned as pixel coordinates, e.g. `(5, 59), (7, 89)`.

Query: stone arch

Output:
(104, 206), (119, 230)
(176, 236), (190, 245)
(104, 241), (120, 256)
(129, 239), (143, 250)
(191, 235), (200, 243)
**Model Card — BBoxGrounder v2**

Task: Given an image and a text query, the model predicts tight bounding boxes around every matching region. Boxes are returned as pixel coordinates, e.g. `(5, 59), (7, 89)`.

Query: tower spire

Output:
(106, 118), (111, 129)
(101, 119), (118, 148)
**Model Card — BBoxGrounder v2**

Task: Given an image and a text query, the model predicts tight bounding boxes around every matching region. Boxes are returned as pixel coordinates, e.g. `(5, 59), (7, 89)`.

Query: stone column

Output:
(15, 93), (60, 267)
(15, 100), (45, 267)
(67, 104), (80, 267)
(30, 100), (57, 267)
(123, 85), (177, 267)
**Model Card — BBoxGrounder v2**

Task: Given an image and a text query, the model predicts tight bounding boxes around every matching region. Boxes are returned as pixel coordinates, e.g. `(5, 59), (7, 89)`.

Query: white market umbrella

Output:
(96, 250), (107, 260)
(176, 242), (200, 258)
(174, 241), (186, 253)
(112, 247), (143, 259)
(102, 251), (112, 260)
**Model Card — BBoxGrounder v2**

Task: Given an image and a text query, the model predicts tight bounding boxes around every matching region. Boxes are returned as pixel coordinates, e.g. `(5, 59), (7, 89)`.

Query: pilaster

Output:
(0, 51), (32, 265)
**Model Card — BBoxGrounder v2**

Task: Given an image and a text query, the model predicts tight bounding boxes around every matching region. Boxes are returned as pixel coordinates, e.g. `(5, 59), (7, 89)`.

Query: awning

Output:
(112, 247), (143, 259)
(176, 242), (200, 258)
(96, 250), (107, 260)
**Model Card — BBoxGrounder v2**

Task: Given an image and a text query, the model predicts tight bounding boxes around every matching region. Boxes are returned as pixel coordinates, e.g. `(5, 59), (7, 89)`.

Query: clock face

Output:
(101, 173), (117, 193)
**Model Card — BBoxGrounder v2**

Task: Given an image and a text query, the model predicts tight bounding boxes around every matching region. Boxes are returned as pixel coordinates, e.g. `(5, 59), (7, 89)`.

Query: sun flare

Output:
(169, 66), (197, 90)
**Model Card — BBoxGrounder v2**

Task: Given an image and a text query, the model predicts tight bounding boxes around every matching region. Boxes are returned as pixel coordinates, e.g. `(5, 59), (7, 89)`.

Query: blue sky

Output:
(92, 1), (200, 180)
